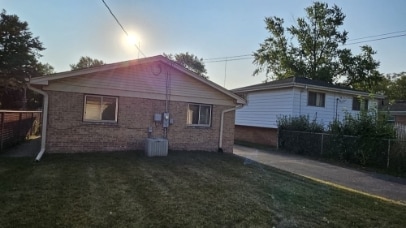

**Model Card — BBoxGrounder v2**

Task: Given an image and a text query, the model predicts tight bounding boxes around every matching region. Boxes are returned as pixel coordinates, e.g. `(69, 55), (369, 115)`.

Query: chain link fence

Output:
(278, 130), (406, 175)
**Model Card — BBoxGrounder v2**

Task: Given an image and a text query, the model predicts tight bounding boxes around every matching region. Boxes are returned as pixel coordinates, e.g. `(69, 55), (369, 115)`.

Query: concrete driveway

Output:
(0, 137), (40, 158)
(233, 145), (406, 205)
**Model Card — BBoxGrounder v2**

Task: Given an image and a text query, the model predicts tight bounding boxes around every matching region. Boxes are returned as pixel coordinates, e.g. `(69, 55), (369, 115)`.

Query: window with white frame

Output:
(83, 95), (118, 122)
(187, 103), (212, 126)
(308, 91), (325, 107)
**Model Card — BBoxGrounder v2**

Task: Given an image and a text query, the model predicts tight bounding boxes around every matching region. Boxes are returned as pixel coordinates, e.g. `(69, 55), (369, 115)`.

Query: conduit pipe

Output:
(27, 84), (48, 162)
(219, 105), (243, 152)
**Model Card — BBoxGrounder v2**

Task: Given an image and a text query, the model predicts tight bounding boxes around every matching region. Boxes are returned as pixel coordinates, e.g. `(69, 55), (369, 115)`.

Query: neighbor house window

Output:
(308, 91), (325, 107)
(187, 104), (212, 126)
(84, 95), (118, 122)
(352, 97), (368, 111)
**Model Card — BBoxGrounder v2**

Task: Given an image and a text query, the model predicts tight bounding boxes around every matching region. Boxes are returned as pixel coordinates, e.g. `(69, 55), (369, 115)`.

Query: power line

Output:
(348, 29), (406, 42)
(204, 57), (253, 63)
(203, 30), (406, 63)
(101, 0), (146, 57)
(344, 33), (406, 46)
(204, 54), (252, 61)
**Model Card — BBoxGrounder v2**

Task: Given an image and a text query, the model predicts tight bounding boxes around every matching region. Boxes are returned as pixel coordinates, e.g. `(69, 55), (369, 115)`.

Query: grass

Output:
(0, 151), (405, 227)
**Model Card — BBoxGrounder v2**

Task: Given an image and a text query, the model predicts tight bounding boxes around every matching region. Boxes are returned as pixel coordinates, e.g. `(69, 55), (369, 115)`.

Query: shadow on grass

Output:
(1, 150), (405, 227)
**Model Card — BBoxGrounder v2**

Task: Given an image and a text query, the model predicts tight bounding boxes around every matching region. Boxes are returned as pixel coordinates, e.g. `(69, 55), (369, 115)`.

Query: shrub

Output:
(327, 110), (396, 166)
(277, 115), (324, 133)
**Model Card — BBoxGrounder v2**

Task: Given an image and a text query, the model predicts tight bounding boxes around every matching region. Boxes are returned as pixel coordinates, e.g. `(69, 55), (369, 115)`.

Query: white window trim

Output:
(352, 97), (369, 111)
(187, 103), (212, 127)
(83, 95), (118, 123)
(352, 97), (361, 111)
(308, 91), (325, 107)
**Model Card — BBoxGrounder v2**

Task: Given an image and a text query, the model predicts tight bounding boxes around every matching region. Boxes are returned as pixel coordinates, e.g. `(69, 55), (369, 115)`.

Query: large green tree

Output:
(70, 56), (105, 70)
(367, 72), (406, 102)
(164, 52), (208, 79)
(389, 72), (406, 100)
(0, 9), (49, 109)
(253, 2), (382, 90)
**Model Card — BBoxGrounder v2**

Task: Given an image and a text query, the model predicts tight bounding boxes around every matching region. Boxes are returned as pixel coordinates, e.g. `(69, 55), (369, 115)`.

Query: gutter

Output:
(27, 84), (48, 162)
(218, 105), (243, 153)
(233, 83), (383, 99)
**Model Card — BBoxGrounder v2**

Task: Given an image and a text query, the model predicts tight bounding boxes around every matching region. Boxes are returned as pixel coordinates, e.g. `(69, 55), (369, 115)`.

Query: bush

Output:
(277, 115), (324, 133)
(327, 110), (396, 166)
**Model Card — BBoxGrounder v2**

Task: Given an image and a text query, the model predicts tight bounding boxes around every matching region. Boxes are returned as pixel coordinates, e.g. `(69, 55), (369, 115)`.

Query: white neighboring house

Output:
(232, 76), (385, 147)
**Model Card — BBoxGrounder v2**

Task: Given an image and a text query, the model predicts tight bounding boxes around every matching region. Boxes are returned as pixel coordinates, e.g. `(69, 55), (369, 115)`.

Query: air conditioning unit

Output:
(145, 138), (168, 157)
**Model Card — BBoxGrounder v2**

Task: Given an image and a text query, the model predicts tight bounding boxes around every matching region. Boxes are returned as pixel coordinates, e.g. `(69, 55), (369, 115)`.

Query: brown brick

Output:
(234, 125), (278, 147)
(46, 91), (235, 153)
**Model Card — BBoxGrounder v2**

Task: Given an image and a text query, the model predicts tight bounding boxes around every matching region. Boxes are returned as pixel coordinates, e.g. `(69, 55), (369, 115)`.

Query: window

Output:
(187, 104), (212, 126)
(352, 97), (368, 111)
(308, 92), (325, 107)
(84, 95), (118, 122)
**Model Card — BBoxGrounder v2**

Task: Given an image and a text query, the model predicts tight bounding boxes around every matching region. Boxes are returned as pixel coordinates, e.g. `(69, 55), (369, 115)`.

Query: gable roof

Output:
(30, 55), (245, 104)
(232, 76), (384, 99)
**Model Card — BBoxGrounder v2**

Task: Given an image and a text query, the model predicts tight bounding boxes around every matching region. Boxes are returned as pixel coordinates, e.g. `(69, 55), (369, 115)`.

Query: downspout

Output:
(335, 97), (339, 121)
(27, 84), (48, 162)
(218, 105), (243, 153)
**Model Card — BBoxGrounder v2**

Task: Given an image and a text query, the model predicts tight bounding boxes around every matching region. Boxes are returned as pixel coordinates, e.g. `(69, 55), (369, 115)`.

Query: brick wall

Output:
(234, 125), (278, 147)
(395, 115), (406, 125)
(46, 91), (235, 153)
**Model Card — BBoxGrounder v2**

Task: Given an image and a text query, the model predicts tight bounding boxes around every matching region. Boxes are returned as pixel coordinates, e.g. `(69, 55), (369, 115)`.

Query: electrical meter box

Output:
(162, 112), (170, 127)
(154, 113), (162, 122)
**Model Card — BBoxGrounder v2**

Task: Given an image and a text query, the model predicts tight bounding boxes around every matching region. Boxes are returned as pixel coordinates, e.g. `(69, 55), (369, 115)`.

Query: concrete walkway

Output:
(234, 145), (406, 205)
(0, 137), (40, 158)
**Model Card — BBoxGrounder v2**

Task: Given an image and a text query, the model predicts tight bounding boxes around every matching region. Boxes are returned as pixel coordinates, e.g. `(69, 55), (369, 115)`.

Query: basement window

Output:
(308, 91), (325, 107)
(83, 95), (118, 122)
(187, 104), (212, 127)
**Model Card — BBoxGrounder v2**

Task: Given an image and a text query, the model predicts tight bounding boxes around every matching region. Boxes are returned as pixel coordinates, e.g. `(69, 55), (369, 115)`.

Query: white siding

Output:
(237, 87), (380, 129)
(335, 94), (358, 121)
(292, 90), (367, 127)
(43, 63), (235, 106)
(235, 89), (294, 128)
(298, 90), (336, 127)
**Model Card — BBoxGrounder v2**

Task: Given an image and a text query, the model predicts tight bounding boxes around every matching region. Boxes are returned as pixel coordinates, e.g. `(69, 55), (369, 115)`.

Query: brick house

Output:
(29, 55), (245, 158)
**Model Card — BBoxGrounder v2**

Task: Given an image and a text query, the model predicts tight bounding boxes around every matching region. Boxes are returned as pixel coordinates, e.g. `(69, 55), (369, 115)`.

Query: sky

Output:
(2, 0), (406, 89)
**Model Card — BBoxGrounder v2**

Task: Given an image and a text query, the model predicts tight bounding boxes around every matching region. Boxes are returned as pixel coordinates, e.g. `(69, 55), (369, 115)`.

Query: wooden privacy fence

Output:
(0, 110), (42, 152)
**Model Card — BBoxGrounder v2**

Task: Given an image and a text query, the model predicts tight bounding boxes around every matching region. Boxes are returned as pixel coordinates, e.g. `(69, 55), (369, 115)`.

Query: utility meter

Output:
(163, 112), (170, 128)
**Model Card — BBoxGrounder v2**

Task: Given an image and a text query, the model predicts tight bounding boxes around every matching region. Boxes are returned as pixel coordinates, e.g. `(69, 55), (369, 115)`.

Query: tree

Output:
(389, 72), (406, 100)
(368, 72), (406, 102)
(70, 56), (105, 70)
(0, 9), (47, 109)
(253, 2), (383, 90)
(163, 52), (208, 78)
(37, 62), (55, 75)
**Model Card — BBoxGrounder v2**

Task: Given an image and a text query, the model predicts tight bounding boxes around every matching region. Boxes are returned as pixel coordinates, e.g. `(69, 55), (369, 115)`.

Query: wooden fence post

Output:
(0, 112), (4, 152)
(17, 112), (22, 143)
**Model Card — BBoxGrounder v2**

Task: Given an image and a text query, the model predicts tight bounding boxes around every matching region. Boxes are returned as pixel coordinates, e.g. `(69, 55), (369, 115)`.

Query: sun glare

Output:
(127, 34), (138, 46)
(121, 32), (144, 58)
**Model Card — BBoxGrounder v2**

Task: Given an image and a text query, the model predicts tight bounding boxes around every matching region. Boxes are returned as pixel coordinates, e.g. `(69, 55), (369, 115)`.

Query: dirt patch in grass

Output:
(0, 151), (405, 227)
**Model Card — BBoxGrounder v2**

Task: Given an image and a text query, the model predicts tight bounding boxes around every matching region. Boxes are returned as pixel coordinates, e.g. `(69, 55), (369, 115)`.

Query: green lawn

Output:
(0, 151), (405, 227)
